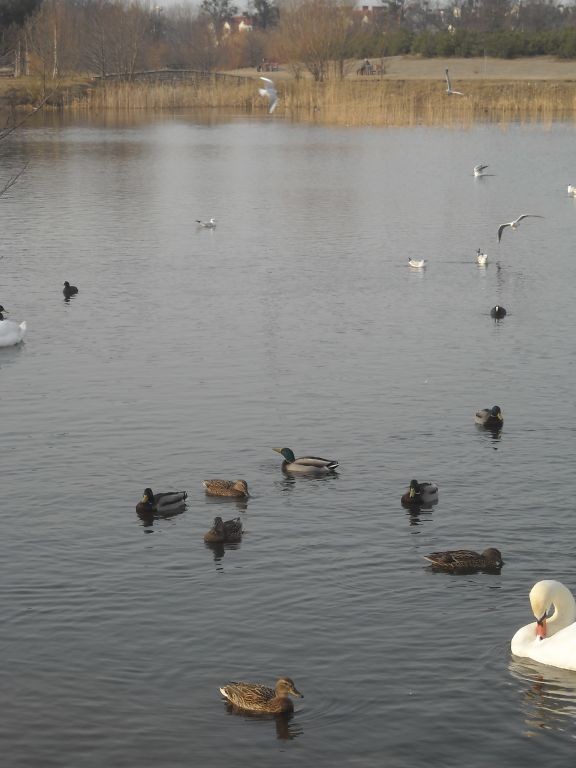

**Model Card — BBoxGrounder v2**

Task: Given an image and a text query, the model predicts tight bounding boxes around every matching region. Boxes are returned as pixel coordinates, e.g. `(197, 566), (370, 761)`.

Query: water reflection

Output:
(135, 503), (186, 530)
(402, 498), (436, 529)
(203, 495), (249, 514)
(204, 540), (242, 569)
(223, 706), (303, 741)
(509, 657), (576, 737)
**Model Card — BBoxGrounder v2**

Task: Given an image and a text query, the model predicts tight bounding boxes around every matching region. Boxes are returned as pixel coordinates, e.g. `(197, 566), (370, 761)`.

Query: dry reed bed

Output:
(70, 78), (576, 126)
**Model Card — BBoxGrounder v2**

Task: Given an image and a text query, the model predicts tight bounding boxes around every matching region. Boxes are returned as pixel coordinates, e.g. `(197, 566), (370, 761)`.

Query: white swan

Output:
(511, 580), (576, 671)
(476, 249), (488, 265)
(0, 305), (26, 347)
(408, 258), (426, 268)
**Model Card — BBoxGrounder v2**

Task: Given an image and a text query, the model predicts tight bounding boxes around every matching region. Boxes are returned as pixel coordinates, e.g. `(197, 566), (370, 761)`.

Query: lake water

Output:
(1, 113), (576, 767)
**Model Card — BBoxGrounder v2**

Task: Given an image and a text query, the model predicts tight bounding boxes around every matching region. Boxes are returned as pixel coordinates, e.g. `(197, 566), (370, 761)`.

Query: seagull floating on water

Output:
(476, 249), (488, 265)
(445, 69), (464, 96)
(497, 214), (543, 243)
(568, 185), (576, 197)
(196, 217), (216, 229)
(474, 164), (488, 177)
(258, 77), (279, 114)
(408, 258), (426, 268)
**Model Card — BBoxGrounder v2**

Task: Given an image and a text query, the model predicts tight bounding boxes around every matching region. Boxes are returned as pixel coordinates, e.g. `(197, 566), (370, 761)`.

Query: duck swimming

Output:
(511, 580), (576, 671)
(204, 516), (243, 543)
(490, 305), (506, 319)
(424, 547), (503, 573)
(135, 487), (187, 514)
(273, 447), (338, 475)
(219, 677), (303, 714)
(401, 479), (438, 506)
(203, 479), (249, 498)
(63, 281), (78, 297)
(0, 305), (26, 347)
(475, 405), (503, 429)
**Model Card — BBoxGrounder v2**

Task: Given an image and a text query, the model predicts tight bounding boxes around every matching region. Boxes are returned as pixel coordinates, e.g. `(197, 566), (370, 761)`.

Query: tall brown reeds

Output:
(68, 77), (576, 126)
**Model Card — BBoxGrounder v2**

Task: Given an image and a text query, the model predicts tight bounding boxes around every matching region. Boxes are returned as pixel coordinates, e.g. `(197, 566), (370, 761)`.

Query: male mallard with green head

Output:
(273, 447), (338, 475)
(401, 479), (439, 506)
(475, 405), (503, 429)
(219, 677), (303, 714)
(424, 548), (504, 573)
(204, 516), (243, 543)
(202, 479), (249, 498)
(135, 487), (187, 514)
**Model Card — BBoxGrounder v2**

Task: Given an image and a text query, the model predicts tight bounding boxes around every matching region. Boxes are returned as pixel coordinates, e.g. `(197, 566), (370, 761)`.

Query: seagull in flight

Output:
(497, 214), (543, 243)
(258, 77), (279, 114)
(196, 217), (216, 229)
(474, 164), (489, 177)
(445, 69), (464, 96)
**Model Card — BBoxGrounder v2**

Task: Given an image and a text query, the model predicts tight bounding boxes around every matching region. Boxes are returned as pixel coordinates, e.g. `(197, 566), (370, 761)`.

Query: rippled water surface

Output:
(2, 115), (576, 767)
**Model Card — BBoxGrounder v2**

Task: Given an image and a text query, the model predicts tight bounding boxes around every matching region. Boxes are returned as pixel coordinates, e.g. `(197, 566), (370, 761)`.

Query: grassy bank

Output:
(67, 77), (576, 127)
(3, 66), (576, 127)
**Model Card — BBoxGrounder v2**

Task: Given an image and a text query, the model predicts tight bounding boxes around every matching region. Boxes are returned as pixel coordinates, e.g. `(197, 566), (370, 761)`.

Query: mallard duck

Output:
(63, 281), (78, 297)
(219, 677), (303, 714)
(424, 547), (503, 572)
(0, 306), (26, 347)
(490, 305), (506, 319)
(204, 516), (243, 543)
(273, 447), (338, 475)
(202, 479), (249, 498)
(475, 405), (503, 429)
(401, 479), (438, 506)
(135, 487), (187, 514)
(476, 249), (488, 265)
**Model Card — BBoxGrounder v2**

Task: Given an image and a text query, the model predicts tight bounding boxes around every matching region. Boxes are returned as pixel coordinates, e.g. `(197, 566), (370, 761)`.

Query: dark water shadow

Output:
(509, 657), (576, 737)
(203, 494), (249, 513)
(204, 540), (242, 570)
(475, 424), (502, 449)
(401, 498), (437, 529)
(223, 704), (303, 741)
(135, 503), (187, 531)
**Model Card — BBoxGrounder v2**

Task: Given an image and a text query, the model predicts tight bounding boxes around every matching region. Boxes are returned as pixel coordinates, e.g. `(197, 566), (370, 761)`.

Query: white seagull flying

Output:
(445, 69), (464, 96)
(258, 77), (279, 114)
(474, 164), (489, 177)
(196, 217), (216, 229)
(497, 214), (543, 243)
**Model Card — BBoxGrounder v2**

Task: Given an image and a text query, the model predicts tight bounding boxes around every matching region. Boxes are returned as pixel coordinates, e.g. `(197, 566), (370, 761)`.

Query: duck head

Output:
(491, 406), (503, 420)
(0, 305), (7, 320)
(275, 677), (303, 699)
(273, 447), (296, 463)
(233, 480), (249, 495)
(142, 488), (154, 503)
(481, 548), (503, 567)
(408, 479), (421, 499)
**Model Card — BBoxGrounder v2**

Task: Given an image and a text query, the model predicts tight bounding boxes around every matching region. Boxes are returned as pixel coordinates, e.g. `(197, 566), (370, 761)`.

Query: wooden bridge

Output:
(93, 69), (252, 85)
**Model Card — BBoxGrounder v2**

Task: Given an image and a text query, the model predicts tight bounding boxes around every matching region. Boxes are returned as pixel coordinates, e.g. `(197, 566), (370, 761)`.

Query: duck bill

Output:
(292, 687), (303, 698)
(272, 447), (283, 454)
(409, 488), (416, 499)
(498, 413), (503, 421)
(536, 616), (547, 640)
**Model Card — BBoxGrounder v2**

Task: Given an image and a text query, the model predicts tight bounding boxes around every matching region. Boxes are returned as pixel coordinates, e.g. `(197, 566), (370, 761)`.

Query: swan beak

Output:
(536, 615), (547, 640)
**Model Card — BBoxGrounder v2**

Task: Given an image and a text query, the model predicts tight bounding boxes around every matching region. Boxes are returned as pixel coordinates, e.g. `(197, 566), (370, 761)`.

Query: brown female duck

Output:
(424, 548), (504, 573)
(203, 479), (249, 498)
(219, 677), (303, 714)
(203, 516), (243, 543)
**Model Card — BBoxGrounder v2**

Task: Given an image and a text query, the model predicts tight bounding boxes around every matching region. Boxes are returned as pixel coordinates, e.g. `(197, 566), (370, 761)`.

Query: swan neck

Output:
(548, 585), (576, 635)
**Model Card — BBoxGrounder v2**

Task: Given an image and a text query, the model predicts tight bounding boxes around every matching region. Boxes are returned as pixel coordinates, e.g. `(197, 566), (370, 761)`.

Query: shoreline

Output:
(2, 56), (576, 127)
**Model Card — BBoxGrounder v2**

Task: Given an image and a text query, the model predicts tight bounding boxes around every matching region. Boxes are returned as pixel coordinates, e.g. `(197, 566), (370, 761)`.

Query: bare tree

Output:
(276, 0), (354, 82)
